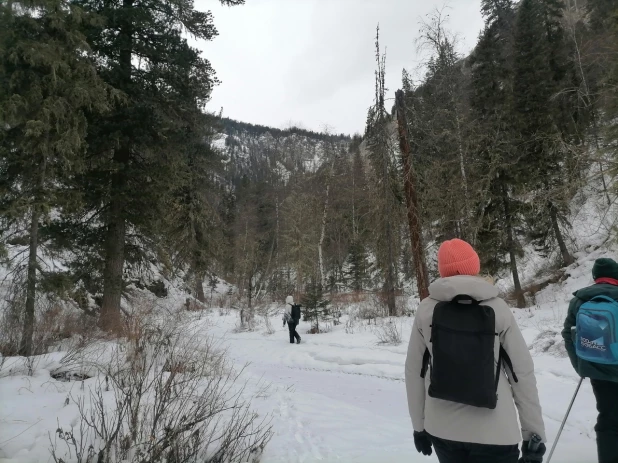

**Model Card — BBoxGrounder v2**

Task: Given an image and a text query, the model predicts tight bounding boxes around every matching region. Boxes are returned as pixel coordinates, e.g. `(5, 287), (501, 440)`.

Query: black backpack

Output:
(291, 304), (301, 321)
(420, 295), (518, 409)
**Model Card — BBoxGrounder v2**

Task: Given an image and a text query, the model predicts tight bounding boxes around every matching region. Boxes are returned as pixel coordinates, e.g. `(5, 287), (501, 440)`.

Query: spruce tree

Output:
(160, 119), (224, 303)
(365, 27), (402, 315)
(513, 0), (575, 266)
(469, 0), (527, 307)
(346, 239), (371, 292)
(65, 0), (243, 330)
(301, 278), (330, 333)
(405, 11), (472, 243)
(0, 0), (110, 354)
(604, 7), (618, 148)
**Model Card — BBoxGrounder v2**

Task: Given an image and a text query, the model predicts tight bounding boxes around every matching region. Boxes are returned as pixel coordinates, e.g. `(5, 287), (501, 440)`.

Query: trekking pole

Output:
(547, 377), (585, 463)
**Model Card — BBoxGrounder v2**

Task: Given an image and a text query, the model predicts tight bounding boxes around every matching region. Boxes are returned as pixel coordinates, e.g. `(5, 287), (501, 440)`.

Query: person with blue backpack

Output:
(562, 258), (618, 463)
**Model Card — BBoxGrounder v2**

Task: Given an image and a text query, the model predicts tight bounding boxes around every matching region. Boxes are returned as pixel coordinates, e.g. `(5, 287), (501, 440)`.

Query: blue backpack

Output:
(575, 295), (618, 365)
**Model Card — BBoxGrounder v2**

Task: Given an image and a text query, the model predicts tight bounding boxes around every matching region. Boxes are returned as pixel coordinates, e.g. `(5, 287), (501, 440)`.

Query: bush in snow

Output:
(371, 318), (403, 345)
(301, 279), (331, 334)
(356, 294), (388, 324)
(0, 269), (97, 358)
(49, 310), (273, 463)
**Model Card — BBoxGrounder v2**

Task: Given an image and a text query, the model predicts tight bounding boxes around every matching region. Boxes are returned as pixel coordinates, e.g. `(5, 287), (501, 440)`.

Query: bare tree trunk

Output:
(318, 182), (330, 288)
(195, 272), (206, 303)
(564, 8), (611, 206)
(256, 196), (280, 300)
(20, 147), (47, 356)
(395, 90), (430, 300)
(592, 123), (611, 206)
(100, 193), (126, 331)
(100, 0), (132, 332)
(455, 113), (469, 232)
(19, 206), (41, 356)
(352, 163), (357, 239)
(501, 182), (525, 308)
(248, 272), (253, 310)
(550, 204), (574, 266)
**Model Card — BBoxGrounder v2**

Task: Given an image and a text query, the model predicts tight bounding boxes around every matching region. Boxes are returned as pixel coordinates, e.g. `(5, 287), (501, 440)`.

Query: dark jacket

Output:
(562, 283), (618, 383)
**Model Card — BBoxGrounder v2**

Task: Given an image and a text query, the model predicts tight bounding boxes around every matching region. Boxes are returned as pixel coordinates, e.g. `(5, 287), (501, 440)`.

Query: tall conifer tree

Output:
(66, 0), (243, 330)
(0, 0), (110, 354)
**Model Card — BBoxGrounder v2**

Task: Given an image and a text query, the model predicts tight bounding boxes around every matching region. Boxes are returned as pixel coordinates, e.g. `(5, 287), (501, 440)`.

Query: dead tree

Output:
(395, 89), (430, 300)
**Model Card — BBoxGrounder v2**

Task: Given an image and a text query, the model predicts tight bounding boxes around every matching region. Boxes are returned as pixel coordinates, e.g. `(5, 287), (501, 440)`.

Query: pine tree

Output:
(404, 11), (472, 244)
(365, 27), (402, 315)
(481, 0), (515, 23)
(0, 0), (110, 354)
(513, 0), (574, 266)
(590, 3), (618, 152)
(301, 278), (330, 333)
(208, 273), (219, 307)
(160, 119), (224, 303)
(469, 0), (528, 307)
(65, 0), (243, 330)
(346, 239), (371, 291)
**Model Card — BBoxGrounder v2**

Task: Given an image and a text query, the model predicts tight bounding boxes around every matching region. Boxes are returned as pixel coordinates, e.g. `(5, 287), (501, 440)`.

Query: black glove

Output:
(519, 440), (546, 463)
(413, 431), (432, 456)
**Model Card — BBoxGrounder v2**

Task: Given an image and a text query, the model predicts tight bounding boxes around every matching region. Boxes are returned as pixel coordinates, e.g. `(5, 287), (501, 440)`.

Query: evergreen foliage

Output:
(301, 278), (330, 333)
(3, 0), (618, 347)
(0, 0), (111, 353)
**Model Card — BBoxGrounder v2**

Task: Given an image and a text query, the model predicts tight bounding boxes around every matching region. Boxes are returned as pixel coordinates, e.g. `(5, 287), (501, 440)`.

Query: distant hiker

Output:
(283, 295), (301, 344)
(405, 239), (546, 463)
(563, 257), (618, 463)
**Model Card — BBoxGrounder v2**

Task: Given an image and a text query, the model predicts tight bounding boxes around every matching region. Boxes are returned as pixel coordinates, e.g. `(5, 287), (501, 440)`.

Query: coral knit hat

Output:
(438, 239), (481, 278)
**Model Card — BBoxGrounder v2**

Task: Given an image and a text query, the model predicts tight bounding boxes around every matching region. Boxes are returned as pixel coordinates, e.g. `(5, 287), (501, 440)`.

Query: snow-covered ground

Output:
(205, 300), (599, 463)
(1, 282), (601, 463)
(1, 180), (614, 462)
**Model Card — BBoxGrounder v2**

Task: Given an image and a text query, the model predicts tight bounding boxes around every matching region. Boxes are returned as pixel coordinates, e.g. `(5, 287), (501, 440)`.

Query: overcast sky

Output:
(193, 0), (485, 136)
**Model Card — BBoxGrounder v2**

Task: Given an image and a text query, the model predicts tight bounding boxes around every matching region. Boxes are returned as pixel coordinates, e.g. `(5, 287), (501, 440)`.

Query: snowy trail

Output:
(206, 314), (598, 463)
(204, 318), (426, 462)
(0, 311), (600, 463)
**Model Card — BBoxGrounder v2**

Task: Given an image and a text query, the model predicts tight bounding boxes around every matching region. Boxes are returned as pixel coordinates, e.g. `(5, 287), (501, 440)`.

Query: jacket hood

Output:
(285, 295), (294, 305)
(573, 283), (618, 302)
(428, 275), (499, 302)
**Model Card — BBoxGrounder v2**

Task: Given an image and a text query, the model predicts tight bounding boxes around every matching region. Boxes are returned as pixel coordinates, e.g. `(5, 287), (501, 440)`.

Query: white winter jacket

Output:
(405, 276), (546, 445)
(282, 296), (294, 323)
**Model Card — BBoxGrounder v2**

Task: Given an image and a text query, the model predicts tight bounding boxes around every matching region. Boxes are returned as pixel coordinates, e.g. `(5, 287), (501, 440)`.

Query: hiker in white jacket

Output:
(405, 239), (546, 463)
(283, 295), (301, 344)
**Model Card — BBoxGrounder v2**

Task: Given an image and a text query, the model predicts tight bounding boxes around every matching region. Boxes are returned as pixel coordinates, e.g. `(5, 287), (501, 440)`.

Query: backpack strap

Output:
(420, 348), (431, 378)
(495, 344), (519, 392)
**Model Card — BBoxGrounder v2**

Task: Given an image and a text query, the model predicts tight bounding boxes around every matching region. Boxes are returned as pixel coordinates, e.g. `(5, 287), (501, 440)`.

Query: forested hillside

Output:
(2, 0), (618, 462)
(219, 0), (618, 318)
(1, 0), (618, 350)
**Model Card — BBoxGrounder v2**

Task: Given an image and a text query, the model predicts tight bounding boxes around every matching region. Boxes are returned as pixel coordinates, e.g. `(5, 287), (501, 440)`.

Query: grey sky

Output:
(193, 0), (485, 135)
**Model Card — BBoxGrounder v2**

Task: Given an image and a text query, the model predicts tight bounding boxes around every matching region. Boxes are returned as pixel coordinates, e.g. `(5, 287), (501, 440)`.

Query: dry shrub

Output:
(50, 311), (273, 463)
(0, 276), (97, 357)
(216, 294), (229, 310)
(33, 304), (97, 354)
(262, 315), (275, 336)
(371, 318), (403, 345)
(234, 306), (257, 332)
(329, 291), (369, 304)
(185, 297), (207, 312)
(357, 294), (389, 323)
